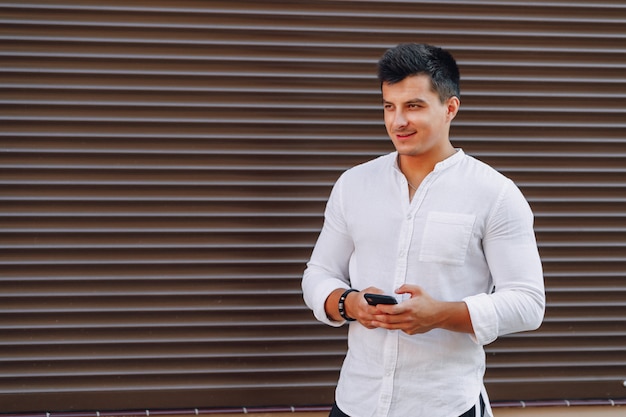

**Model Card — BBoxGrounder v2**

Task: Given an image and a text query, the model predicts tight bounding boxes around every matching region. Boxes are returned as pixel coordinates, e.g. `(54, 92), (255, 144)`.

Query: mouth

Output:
(395, 131), (416, 140)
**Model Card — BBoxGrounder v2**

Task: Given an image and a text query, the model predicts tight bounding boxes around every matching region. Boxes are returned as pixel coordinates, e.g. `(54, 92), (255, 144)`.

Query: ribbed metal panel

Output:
(1, 0), (625, 412)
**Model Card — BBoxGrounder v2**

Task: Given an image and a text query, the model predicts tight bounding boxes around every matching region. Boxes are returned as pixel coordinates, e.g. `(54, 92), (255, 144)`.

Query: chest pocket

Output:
(419, 212), (476, 266)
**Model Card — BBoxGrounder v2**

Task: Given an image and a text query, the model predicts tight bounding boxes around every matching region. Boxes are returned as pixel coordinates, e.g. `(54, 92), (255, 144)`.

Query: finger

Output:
(374, 304), (401, 315)
(363, 286), (384, 295)
(373, 312), (411, 325)
(396, 284), (421, 296)
(372, 319), (413, 331)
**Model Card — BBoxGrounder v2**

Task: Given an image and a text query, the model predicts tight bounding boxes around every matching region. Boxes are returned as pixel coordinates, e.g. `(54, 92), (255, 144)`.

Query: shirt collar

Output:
(391, 148), (465, 173)
(434, 148), (465, 171)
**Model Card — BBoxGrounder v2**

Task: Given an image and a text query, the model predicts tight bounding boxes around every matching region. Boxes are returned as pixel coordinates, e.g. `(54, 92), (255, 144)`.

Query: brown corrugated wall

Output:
(1, 0), (625, 413)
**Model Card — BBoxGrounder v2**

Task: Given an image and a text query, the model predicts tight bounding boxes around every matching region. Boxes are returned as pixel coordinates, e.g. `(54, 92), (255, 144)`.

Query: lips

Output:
(395, 131), (416, 140)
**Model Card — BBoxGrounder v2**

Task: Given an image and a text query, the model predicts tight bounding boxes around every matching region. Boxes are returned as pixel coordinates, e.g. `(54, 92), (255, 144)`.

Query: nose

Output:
(392, 109), (408, 130)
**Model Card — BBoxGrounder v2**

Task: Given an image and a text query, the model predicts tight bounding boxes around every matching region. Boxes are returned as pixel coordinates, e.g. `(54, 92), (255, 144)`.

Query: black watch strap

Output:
(338, 289), (358, 321)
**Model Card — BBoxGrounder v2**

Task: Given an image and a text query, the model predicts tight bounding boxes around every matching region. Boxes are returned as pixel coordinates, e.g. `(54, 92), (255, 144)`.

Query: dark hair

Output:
(377, 43), (460, 103)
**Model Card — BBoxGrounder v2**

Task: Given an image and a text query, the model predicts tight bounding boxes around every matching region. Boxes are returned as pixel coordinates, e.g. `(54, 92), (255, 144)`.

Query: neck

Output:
(398, 145), (456, 187)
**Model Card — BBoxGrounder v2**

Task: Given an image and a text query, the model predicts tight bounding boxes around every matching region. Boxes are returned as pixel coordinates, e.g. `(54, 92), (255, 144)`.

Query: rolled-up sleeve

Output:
(464, 181), (545, 345)
(302, 175), (355, 327)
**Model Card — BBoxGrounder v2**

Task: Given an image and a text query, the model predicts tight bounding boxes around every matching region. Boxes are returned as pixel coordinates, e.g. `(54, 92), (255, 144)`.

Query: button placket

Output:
(377, 330), (398, 417)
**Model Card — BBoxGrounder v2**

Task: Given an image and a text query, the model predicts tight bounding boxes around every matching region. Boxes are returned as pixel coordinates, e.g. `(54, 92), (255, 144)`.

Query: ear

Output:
(445, 96), (460, 121)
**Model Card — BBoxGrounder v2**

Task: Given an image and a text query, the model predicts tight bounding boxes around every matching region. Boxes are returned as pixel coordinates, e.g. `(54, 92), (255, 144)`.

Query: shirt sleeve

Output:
(464, 180), (546, 345)
(302, 174), (355, 327)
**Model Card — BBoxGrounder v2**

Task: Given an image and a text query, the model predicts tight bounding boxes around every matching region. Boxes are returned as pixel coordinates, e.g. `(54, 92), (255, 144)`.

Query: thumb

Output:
(363, 286), (384, 295)
(396, 284), (423, 298)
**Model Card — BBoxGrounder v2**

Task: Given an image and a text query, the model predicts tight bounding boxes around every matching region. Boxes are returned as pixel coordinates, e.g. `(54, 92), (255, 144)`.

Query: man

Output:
(302, 43), (545, 417)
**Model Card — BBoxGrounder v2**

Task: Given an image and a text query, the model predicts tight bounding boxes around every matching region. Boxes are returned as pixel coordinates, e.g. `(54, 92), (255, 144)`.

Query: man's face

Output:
(382, 74), (458, 159)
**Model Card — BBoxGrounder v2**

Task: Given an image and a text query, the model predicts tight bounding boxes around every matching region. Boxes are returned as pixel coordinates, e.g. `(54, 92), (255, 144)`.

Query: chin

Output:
(395, 144), (422, 156)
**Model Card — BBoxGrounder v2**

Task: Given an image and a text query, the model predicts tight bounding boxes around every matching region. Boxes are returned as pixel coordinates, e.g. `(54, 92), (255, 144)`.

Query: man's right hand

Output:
(325, 286), (388, 328)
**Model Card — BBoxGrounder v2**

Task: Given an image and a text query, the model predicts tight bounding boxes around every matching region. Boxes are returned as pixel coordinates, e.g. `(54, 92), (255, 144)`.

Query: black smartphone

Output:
(364, 293), (398, 306)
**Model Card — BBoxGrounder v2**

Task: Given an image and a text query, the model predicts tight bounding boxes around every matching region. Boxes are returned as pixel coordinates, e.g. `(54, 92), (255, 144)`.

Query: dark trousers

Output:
(329, 395), (485, 417)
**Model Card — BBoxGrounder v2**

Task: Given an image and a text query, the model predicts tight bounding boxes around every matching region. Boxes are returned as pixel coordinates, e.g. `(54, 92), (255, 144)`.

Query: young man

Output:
(302, 43), (545, 417)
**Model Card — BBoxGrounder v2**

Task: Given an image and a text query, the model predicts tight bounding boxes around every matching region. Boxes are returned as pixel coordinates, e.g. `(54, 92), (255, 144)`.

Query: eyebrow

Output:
(382, 98), (428, 105)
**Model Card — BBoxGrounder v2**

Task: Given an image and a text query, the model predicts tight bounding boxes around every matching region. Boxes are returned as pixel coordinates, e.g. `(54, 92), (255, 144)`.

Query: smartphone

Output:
(364, 293), (398, 306)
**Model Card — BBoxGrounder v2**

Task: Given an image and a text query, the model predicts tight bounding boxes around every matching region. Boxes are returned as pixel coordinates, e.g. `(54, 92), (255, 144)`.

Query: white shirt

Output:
(302, 150), (545, 417)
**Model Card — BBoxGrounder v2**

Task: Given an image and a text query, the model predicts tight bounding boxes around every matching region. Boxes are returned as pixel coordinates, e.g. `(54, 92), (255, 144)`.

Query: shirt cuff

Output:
(309, 279), (350, 327)
(463, 293), (499, 345)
